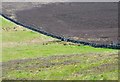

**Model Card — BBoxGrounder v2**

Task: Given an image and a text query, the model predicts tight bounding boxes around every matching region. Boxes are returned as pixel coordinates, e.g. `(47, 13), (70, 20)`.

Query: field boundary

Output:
(1, 14), (120, 49)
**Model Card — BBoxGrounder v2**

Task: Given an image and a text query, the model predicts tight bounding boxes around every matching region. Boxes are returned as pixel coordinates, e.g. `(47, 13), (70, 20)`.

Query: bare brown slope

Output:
(2, 2), (119, 44)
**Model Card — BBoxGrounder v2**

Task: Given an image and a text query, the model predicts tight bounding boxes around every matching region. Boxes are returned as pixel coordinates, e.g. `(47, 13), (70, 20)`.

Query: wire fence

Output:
(1, 14), (120, 49)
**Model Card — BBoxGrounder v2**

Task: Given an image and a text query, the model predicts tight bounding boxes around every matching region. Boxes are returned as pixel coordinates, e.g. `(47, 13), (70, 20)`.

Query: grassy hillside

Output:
(1, 16), (118, 80)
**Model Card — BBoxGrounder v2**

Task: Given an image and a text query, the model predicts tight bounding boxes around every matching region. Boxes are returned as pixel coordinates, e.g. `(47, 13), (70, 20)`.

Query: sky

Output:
(1, 0), (120, 2)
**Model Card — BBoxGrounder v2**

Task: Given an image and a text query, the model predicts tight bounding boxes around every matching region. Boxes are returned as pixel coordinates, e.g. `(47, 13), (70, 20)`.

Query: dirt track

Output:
(2, 2), (119, 44)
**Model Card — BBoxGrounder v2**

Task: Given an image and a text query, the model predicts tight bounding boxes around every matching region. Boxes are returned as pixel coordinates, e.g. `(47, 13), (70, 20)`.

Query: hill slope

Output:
(1, 16), (118, 80)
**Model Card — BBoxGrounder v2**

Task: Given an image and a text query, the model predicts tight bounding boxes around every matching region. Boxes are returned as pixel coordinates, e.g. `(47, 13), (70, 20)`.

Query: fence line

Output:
(1, 14), (120, 49)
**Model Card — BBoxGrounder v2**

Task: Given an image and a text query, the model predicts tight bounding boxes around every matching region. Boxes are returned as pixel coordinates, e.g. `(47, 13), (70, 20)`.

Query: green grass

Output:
(3, 42), (117, 62)
(0, 16), (15, 28)
(2, 31), (53, 42)
(3, 52), (118, 80)
(1, 15), (118, 80)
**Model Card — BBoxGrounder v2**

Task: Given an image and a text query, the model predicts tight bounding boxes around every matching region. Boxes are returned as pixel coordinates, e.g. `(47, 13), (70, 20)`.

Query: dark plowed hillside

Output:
(2, 2), (119, 44)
